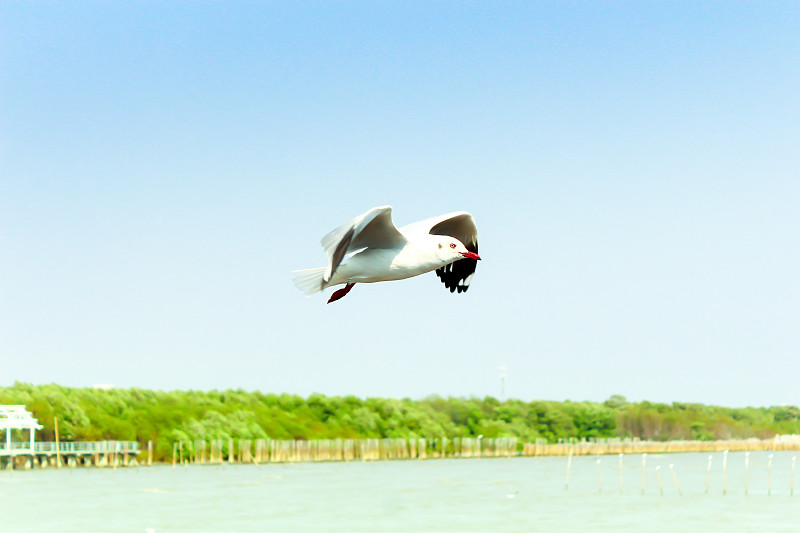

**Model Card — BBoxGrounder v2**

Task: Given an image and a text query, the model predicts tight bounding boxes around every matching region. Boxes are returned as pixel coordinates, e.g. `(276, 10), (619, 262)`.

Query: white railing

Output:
(0, 441), (140, 455)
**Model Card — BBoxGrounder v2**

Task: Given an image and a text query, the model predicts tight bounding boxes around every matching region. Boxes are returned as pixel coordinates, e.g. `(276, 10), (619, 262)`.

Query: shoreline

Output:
(4, 435), (799, 470)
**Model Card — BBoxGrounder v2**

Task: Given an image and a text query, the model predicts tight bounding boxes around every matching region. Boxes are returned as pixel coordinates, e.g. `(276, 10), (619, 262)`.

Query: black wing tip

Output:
(436, 261), (474, 294)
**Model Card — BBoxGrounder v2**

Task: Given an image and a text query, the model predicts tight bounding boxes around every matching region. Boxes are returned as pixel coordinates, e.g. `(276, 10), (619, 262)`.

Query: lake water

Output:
(2, 451), (799, 532)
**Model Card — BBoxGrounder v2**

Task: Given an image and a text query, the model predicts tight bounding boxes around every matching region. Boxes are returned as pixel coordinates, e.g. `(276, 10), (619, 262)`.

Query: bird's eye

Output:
(450, 243), (456, 249)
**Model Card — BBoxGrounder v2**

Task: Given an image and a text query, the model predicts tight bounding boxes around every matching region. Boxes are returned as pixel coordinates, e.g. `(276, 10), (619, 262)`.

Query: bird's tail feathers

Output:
(291, 268), (327, 296)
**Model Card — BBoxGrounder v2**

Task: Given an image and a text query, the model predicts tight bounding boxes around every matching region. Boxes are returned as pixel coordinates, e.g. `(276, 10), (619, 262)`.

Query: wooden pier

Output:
(0, 441), (140, 470)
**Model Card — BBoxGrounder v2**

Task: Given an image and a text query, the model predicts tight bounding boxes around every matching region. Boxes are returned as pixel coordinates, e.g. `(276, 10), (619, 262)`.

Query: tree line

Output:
(2, 383), (798, 461)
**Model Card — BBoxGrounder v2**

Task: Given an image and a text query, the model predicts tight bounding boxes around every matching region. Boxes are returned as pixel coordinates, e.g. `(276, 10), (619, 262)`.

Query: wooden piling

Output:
(744, 452), (750, 495)
(722, 450), (728, 496)
(669, 464), (681, 495)
(768, 453), (774, 496)
(565, 451), (572, 491)
(54, 417), (62, 469)
(596, 458), (602, 492)
(655, 466), (664, 496)
(641, 453), (647, 495)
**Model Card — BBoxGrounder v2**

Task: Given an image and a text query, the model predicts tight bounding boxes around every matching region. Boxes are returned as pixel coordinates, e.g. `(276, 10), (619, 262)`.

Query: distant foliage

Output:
(1, 384), (798, 461)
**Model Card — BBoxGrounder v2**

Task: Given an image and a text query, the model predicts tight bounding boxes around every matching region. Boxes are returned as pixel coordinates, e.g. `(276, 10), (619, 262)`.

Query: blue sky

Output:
(2, 2), (798, 406)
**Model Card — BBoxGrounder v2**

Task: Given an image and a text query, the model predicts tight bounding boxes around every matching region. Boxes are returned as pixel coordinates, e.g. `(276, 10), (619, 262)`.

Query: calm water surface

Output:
(2, 451), (799, 532)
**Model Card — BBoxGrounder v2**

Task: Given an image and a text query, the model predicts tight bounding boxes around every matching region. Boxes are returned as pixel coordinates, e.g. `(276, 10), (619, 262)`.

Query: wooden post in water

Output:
(768, 453), (774, 496)
(722, 450), (728, 496)
(705, 455), (712, 494)
(597, 459), (602, 492)
(565, 451), (572, 491)
(641, 453), (647, 495)
(228, 438), (234, 463)
(744, 452), (750, 495)
(54, 417), (62, 469)
(172, 442), (177, 468)
(655, 466), (664, 496)
(669, 464), (681, 495)
(148, 441), (153, 466)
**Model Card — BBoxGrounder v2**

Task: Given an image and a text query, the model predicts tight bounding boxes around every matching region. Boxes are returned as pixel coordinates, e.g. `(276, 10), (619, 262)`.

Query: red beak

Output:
(460, 251), (481, 261)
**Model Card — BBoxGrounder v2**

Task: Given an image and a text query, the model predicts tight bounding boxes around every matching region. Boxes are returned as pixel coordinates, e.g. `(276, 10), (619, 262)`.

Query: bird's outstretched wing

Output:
(401, 211), (479, 293)
(320, 205), (406, 282)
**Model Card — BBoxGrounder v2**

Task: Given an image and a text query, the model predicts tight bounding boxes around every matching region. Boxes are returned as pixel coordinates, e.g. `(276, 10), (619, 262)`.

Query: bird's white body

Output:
(292, 206), (480, 302)
(328, 234), (454, 284)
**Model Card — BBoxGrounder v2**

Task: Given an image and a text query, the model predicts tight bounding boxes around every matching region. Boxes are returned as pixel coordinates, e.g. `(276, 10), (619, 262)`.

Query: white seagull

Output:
(292, 206), (481, 303)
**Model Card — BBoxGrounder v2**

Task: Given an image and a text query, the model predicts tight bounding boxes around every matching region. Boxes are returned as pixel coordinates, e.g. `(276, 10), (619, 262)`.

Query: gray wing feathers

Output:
(428, 213), (478, 251)
(320, 205), (406, 282)
(401, 211), (478, 249)
(401, 211), (479, 293)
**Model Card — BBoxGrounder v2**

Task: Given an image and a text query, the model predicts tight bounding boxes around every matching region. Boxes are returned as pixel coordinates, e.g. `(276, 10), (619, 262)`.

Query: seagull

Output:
(292, 205), (481, 303)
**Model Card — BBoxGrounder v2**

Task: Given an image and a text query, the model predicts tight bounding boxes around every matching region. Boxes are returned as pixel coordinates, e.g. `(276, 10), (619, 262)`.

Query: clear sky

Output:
(2, 2), (798, 407)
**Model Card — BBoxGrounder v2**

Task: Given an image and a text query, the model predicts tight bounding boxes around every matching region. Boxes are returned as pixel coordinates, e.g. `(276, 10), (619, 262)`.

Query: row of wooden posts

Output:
(565, 450), (798, 496)
(153, 436), (800, 466)
(523, 436), (800, 456)
(160, 437), (519, 466)
(6, 435), (800, 469)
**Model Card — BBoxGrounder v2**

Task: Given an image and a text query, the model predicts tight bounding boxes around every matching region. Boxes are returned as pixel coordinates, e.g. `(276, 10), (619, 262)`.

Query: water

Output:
(2, 451), (799, 532)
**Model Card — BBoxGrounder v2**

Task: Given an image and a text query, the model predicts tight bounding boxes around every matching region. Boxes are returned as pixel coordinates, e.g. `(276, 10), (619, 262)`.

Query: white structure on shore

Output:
(0, 405), (43, 454)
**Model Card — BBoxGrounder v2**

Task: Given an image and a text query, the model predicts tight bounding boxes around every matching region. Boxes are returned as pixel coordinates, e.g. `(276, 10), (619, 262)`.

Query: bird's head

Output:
(433, 236), (481, 262)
